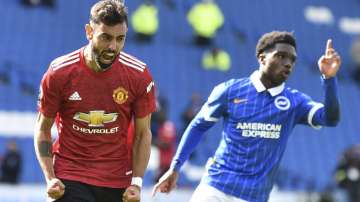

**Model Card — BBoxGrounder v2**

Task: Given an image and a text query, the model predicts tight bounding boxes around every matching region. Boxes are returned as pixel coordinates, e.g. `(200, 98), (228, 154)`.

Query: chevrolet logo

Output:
(73, 110), (118, 127)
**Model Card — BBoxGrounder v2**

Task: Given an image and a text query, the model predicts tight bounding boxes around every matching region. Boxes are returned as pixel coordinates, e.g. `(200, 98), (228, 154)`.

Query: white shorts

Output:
(190, 183), (248, 202)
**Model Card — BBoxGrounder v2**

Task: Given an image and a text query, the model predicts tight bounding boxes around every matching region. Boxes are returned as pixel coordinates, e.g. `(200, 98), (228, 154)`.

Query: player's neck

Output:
(84, 45), (104, 73)
(259, 74), (279, 89)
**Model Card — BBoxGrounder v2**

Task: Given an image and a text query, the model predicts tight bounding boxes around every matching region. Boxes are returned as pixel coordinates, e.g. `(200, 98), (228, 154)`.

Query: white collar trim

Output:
(250, 70), (285, 97)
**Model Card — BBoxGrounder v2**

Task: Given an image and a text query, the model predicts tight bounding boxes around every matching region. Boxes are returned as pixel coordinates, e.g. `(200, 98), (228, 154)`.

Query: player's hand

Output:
(123, 185), (141, 202)
(47, 178), (65, 200)
(152, 169), (179, 197)
(318, 39), (341, 79)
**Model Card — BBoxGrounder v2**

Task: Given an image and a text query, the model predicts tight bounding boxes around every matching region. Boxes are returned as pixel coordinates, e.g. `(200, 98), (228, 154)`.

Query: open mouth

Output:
(281, 70), (291, 78)
(101, 52), (116, 62)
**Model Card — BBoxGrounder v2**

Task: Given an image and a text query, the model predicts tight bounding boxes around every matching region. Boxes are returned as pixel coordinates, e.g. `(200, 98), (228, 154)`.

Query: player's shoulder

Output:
(215, 78), (248, 91)
(49, 49), (81, 73)
(118, 51), (148, 75)
(209, 78), (245, 99)
(284, 86), (310, 100)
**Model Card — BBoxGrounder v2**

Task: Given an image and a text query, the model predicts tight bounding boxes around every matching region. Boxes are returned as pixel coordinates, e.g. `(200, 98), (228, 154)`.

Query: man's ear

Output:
(258, 53), (266, 66)
(85, 23), (94, 40)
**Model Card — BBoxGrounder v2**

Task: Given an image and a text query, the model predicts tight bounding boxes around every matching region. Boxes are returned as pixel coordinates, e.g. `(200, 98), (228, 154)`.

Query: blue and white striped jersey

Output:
(171, 71), (339, 202)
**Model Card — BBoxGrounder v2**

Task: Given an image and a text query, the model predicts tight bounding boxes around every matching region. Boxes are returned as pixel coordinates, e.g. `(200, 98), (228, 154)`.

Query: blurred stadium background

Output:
(0, 0), (360, 201)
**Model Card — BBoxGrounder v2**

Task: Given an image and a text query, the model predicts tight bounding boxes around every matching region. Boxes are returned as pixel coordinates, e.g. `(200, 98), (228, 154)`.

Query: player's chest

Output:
(60, 75), (136, 112)
(227, 93), (294, 121)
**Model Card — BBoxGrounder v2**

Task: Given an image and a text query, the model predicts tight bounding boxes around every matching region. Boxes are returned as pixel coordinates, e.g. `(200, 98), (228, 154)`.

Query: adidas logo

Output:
(69, 91), (82, 101)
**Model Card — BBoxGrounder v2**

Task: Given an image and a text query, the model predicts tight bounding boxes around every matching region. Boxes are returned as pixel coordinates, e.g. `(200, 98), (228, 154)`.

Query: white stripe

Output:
(53, 58), (80, 71)
(120, 53), (146, 67)
(120, 52), (146, 66)
(307, 103), (324, 129)
(51, 54), (79, 67)
(200, 105), (219, 122)
(119, 55), (145, 70)
(204, 116), (219, 122)
(66, 49), (81, 57)
(119, 59), (144, 72)
(51, 50), (80, 66)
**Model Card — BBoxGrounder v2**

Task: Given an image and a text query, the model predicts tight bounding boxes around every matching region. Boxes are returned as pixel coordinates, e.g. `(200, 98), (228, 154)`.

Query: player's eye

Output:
(100, 35), (112, 42)
(116, 37), (124, 42)
(276, 54), (285, 59)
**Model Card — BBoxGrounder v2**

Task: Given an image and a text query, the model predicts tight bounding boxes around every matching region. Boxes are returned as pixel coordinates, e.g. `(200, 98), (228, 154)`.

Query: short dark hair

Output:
(90, 0), (128, 26)
(256, 31), (296, 58)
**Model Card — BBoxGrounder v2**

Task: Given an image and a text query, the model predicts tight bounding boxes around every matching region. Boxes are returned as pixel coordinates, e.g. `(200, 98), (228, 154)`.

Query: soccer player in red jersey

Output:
(34, 1), (156, 202)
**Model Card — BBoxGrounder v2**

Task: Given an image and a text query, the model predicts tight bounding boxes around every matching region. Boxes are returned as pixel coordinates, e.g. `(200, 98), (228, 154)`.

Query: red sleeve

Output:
(38, 68), (62, 118)
(133, 68), (156, 118)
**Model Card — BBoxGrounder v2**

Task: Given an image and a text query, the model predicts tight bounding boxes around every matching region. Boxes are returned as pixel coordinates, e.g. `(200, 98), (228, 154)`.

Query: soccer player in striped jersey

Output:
(34, 1), (156, 202)
(153, 31), (341, 202)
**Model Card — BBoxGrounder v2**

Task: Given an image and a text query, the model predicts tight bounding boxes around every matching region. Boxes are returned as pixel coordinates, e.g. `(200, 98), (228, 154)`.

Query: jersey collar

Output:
(250, 70), (285, 97)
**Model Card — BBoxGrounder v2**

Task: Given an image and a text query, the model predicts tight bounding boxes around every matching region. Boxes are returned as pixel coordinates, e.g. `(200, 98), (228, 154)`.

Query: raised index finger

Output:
(326, 39), (333, 56)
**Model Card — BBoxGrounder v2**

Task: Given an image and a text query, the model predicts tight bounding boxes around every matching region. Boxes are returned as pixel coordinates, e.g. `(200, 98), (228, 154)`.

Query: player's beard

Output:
(91, 45), (118, 70)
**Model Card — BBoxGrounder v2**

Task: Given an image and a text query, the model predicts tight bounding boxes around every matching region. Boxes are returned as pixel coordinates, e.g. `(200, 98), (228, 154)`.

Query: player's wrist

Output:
(45, 175), (57, 184)
(170, 160), (182, 172)
(169, 167), (179, 174)
(321, 75), (337, 82)
(321, 73), (336, 79)
(131, 177), (143, 188)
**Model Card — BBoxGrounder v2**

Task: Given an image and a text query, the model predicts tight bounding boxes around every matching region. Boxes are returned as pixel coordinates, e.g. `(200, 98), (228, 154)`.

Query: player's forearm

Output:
(322, 76), (340, 126)
(132, 130), (152, 178)
(170, 117), (215, 171)
(34, 130), (56, 182)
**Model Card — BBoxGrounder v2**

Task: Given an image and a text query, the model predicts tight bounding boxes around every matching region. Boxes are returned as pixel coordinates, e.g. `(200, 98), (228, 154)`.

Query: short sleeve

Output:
(197, 81), (230, 122)
(133, 68), (156, 118)
(38, 68), (62, 118)
(296, 92), (324, 129)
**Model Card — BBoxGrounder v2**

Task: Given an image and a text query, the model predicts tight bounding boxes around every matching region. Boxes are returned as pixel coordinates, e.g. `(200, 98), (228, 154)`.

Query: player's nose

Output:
(284, 63), (291, 69)
(283, 58), (293, 69)
(108, 39), (117, 51)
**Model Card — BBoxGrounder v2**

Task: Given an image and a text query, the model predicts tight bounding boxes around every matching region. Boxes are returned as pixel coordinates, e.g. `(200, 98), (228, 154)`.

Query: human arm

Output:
(311, 77), (340, 126)
(152, 81), (231, 196)
(34, 113), (65, 199)
(151, 113), (217, 197)
(312, 39), (341, 126)
(132, 114), (152, 179)
(123, 114), (152, 202)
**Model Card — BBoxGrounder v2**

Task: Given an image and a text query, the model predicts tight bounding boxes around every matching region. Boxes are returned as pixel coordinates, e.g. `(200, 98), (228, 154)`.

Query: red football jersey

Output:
(38, 48), (156, 188)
